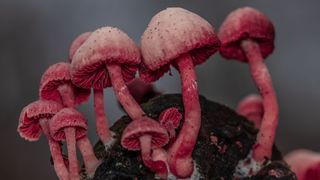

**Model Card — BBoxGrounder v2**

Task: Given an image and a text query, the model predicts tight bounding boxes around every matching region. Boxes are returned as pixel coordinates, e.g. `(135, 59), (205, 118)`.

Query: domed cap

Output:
(68, 32), (91, 62)
(71, 26), (141, 89)
(140, 7), (220, 80)
(219, 7), (275, 62)
(40, 62), (90, 105)
(237, 95), (263, 115)
(121, 117), (169, 151)
(18, 100), (63, 141)
(49, 108), (88, 141)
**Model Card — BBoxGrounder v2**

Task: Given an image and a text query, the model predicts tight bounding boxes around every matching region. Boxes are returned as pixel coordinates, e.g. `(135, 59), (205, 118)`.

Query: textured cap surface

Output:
(121, 117), (169, 151)
(49, 108), (88, 141)
(18, 100), (63, 141)
(140, 7), (220, 79)
(219, 7), (275, 62)
(40, 62), (90, 105)
(71, 26), (141, 89)
(69, 32), (91, 62)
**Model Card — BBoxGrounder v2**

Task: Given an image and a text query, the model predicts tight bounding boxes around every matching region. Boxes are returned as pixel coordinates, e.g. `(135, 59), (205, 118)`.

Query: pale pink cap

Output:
(121, 117), (169, 151)
(140, 7), (220, 81)
(49, 108), (88, 141)
(71, 27), (141, 89)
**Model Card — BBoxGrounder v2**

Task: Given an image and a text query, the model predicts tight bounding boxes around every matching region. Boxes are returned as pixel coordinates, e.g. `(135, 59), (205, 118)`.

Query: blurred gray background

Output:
(1, 0), (319, 179)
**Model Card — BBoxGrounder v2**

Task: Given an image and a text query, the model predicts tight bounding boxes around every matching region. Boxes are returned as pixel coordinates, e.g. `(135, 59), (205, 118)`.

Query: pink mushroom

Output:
(285, 149), (320, 180)
(68, 32), (91, 62)
(121, 117), (169, 179)
(49, 108), (99, 179)
(159, 107), (182, 138)
(140, 7), (220, 177)
(127, 78), (160, 104)
(40, 62), (90, 107)
(17, 100), (69, 180)
(219, 7), (277, 163)
(236, 94), (263, 129)
(71, 27), (141, 146)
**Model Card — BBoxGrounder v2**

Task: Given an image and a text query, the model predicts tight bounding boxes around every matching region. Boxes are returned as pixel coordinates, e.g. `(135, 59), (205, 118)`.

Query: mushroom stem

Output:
(168, 53), (201, 178)
(241, 39), (279, 162)
(65, 128), (80, 180)
(107, 64), (145, 120)
(93, 89), (113, 145)
(77, 137), (100, 178)
(39, 119), (69, 180)
(139, 135), (168, 178)
(58, 84), (75, 107)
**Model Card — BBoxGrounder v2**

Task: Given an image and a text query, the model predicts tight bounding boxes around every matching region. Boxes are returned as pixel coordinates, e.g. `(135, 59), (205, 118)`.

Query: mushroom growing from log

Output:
(17, 100), (69, 180)
(40, 62), (90, 108)
(71, 27), (141, 146)
(121, 117), (169, 179)
(159, 107), (182, 139)
(237, 94), (263, 129)
(219, 7), (278, 165)
(68, 32), (91, 62)
(140, 7), (220, 178)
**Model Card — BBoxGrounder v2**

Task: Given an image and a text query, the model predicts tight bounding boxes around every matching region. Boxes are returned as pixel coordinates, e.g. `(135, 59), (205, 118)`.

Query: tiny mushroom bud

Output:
(285, 149), (320, 180)
(40, 62), (90, 107)
(49, 108), (88, 180)
(159, 107), (182, 138)
(219, 7), (278, 164)
(68, 32), (91, 62)
(121, 117), (169, 179)
(17, 100), (69, 180)
(236, 94), (263, 129)
(140, 7), (220, 178)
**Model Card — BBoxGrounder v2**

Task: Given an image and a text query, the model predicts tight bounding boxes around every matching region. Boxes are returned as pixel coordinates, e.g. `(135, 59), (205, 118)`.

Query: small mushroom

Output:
(68, 32), (91, 62)
(140, 7), (220, 178)
(40, 62), (90, 107)
(127, 78), (160, 104)
(237, 94), (263, 129)
(121, 117), (169, 179)
(285, 149), (320, 180)
(219, 7), (278, 163)
(159, 107), (182, 138)
(17, 100), (69, 180)
(49, 108), (88, 180)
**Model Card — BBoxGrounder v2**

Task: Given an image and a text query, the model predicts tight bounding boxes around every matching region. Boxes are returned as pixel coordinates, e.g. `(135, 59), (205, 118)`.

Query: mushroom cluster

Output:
(18, 6), (290, 180)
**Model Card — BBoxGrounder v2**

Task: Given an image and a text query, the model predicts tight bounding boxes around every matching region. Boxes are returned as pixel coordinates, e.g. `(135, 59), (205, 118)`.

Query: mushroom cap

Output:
(121, 117), (169, 151)
(49, 108), (88, 142)
(140, 7), (220, 82)
(39, 62), (90, 105)
(159, 107), (182, 130)
(18, 100), (63, 141)
(237, 94), (263, 115)
(68, 32), (92, 62)
(219, 7), (275, 62)
(71, 26), (141, 89)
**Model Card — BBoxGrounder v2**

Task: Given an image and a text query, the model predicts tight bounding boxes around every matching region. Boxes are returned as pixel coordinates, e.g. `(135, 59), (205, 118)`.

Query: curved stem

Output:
(93, 89), (113, 145)
(107, 64), (145, 120)
(140, 135), (168, 178)
(77, 137), (100, 178)
(241, 39), (279, 162)
(168, 53), (201, 178)
(65, 128), (80, 180)
(58, 84), (75, 107)
(39, 119), (69, 180)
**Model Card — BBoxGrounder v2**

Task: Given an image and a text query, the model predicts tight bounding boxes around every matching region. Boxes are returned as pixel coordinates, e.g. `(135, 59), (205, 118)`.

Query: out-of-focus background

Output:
(1, 0), (319, 179)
